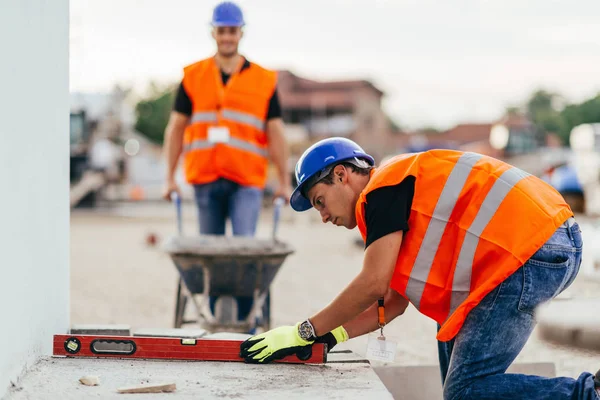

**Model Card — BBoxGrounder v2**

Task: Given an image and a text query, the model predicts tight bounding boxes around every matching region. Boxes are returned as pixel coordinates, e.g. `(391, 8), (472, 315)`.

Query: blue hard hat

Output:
(211, 2), (245, 27)
(290, 137), (375, 212)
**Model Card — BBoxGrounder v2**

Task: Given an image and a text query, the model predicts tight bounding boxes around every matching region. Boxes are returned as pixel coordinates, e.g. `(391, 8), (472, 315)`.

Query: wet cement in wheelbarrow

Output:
(162, 235), (294, 257)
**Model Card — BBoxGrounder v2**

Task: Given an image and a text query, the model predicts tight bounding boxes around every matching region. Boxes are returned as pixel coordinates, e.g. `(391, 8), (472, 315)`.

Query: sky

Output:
(70, 0), (600, 129)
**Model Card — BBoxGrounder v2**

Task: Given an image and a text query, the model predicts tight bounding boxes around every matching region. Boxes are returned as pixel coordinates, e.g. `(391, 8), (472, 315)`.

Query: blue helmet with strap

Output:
(290, 137), (375, 212)
(211, 2), (245, 27)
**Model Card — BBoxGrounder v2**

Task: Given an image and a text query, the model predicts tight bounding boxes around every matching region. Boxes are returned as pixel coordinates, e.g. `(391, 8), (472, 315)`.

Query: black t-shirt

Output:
(173, 59), (282, 120)
(364, 176), (416, 249)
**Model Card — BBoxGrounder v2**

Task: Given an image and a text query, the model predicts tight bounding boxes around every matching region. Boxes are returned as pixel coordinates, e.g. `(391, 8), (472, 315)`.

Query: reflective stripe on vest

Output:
(446, 165), (530, 317)
(405, 152), (531, 312)
(191, 112), (218, 124)
(190, 109), (265, 131)
(222, 109), (265, 131)
(184, 137), (268, 158)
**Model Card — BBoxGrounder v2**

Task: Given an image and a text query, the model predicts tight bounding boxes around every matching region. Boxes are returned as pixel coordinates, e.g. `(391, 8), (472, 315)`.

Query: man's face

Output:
(306, 166), (358, 229)
(212, 26), (243, 57)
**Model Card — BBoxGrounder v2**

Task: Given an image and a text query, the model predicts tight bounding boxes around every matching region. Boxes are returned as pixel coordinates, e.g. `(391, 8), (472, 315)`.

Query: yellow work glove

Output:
(315, 326), (349, 352)
(239, 322), (313, 364)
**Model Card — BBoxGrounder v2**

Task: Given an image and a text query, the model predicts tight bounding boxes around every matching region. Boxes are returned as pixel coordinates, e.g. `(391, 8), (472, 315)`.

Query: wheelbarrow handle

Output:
(272, 196), (284, 240)
(170, 191), (183, 236)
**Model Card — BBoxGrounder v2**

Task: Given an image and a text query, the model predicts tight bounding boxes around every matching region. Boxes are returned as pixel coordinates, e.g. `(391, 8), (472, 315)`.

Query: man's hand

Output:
(315, 326), (349, 352)
(273, 184), (292, 204)
(239, 323), (313, 363)
(162, 179), (180, 201)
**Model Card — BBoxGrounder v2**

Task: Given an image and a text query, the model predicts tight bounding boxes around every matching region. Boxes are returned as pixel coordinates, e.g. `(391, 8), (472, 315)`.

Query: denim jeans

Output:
(437, 220), (599, 400)
(193, 178), (264, 321)
(193, 178), (263, 236)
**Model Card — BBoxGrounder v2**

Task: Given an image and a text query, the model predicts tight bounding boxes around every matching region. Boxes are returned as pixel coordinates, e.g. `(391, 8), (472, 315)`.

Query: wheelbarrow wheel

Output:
(174, 278), (188, 328)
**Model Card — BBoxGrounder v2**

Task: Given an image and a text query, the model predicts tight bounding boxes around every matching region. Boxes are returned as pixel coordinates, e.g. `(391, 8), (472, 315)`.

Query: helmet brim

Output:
(290, 185), (313, 212)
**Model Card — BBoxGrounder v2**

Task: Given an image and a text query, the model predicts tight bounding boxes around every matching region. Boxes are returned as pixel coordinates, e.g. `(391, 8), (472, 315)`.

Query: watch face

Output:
(298, 321), (314, 340)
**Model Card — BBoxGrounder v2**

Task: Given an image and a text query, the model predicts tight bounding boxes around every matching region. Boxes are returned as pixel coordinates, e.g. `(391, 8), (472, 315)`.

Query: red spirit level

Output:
(53, 335), (327, 364)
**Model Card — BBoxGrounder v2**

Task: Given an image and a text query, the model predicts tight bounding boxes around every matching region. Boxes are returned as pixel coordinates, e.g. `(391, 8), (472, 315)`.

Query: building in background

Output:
(389, 112), (542, 159)
(277, 70), (394, 163)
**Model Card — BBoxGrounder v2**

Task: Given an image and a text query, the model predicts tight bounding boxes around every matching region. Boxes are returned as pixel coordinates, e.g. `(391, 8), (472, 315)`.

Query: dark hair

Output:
(319, 162), (372, 185)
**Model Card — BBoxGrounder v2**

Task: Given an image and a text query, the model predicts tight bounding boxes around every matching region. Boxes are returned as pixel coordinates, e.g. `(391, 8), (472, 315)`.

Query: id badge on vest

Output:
(208, 126), (230, 143)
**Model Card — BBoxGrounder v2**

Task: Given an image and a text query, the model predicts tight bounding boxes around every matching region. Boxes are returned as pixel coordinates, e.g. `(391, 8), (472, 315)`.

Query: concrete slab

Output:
(536, 299), (600, 352)
(373, 363), (556, 400)
(70, 324), (131, 336)
(133, 328), (207, 338)
(5, 357), (392, 400)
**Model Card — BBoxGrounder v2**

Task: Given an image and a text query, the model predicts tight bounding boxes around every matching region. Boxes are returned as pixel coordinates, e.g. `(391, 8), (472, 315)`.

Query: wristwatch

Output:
(297, 319), (317, 341)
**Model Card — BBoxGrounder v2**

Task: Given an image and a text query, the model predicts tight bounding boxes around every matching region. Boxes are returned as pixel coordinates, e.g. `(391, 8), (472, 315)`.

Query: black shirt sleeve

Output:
(364, 176), (416, 249)
(173, 82), (192, 116)
(266, 87), (282, 120)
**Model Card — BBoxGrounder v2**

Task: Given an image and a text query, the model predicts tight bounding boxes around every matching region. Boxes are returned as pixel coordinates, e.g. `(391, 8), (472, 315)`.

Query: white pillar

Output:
(0, 0), (69, 393)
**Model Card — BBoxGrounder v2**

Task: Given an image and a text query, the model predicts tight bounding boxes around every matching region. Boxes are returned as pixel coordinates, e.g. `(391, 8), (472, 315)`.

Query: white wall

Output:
(0, 0), (69, 393)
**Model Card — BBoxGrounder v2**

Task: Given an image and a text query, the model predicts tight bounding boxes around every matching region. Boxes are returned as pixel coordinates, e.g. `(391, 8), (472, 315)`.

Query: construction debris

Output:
(79, 376), (99, 386)
(117, 383), (176, 394)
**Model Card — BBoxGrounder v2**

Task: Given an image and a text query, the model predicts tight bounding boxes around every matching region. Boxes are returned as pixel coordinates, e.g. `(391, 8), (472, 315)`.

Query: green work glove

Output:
(239, 323), (314, 364)
(315, 326), (349, 352)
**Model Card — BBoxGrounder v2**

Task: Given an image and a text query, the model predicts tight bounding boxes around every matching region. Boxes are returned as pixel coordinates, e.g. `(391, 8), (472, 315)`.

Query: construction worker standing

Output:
(240, 138), (600, 399)
(162, 1), (290, 320)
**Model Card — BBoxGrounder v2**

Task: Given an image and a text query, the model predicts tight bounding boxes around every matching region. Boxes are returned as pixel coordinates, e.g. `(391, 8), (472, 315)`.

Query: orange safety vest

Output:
(181, 56), (277, 188)
(355, 150), (573, 342)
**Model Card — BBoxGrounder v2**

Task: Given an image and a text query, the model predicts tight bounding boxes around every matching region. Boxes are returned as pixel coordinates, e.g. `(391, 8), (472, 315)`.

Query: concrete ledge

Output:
(5, 357), (393, 399)
(536, 299), (600, 352)
(374, 363), (556, 400)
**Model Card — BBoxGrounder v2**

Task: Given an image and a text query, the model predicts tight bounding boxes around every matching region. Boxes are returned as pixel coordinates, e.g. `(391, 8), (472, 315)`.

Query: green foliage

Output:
(525, 89), (600, 145)
(561, 94), (600, 129)
(134, 82), (178, 144)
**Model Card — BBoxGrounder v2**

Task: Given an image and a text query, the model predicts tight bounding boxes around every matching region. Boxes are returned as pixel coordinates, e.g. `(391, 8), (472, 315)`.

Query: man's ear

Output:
(333, 164), (348, 183)
(211, 28), (217, 40)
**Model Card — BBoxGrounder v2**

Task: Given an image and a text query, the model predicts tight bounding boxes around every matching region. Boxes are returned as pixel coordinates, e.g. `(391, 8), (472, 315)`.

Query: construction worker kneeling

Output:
(240, 137), (600, 400)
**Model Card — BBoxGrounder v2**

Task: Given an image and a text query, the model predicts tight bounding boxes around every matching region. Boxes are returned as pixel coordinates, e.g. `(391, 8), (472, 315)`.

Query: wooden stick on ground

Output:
(117, 383), (176, 394)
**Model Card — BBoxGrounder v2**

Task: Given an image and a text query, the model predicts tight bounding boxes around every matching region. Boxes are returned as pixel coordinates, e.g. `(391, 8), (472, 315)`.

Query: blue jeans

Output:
(193, 178), (264, 321)
(437, 220), (599, 400)
(193, 178), (263, 236)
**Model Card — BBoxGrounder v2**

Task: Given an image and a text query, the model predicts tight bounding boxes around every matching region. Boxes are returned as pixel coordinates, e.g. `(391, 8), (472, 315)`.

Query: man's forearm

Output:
(309, 271), (386, 337)
(342, 289), (409, 339)
(266, 119), (290, 188)
(310, 231), (403, 338)
(163, 118), (185, 180)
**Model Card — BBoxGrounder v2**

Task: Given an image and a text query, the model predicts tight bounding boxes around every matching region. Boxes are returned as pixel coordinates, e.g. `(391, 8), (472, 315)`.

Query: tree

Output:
(134, 82), (178, 144)
(504, 106), (521, 116)
(526, 90), (569, 144)
(561, 94), (600, 133)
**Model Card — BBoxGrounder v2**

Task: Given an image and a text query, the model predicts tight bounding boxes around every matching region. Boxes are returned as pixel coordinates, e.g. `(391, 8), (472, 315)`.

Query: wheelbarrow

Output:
(162, 194), (294, 334)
